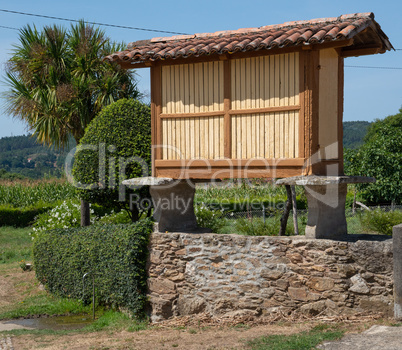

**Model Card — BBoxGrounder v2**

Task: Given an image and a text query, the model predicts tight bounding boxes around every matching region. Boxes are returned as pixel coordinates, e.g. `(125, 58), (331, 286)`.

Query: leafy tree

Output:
(4, 21), (140, 148)
(4, 21), (141, 222)
(344, 110), (402, 204)
(72, 99), (152, 221)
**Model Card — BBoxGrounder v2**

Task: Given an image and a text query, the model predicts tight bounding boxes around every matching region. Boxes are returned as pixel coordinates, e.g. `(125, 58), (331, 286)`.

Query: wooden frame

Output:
(149, 46), (345, 179)
(337, 55), (345, 175)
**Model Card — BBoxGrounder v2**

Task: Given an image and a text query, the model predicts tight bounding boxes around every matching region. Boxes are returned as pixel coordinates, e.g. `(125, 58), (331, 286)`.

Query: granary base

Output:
(304, 183), (348, 239)
(276, 176), (375, 239)
(123, 177), (208, 233)
(149, 179), (198, 232)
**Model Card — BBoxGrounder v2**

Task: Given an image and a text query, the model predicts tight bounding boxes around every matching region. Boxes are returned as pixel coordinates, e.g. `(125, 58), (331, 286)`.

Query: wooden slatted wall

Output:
(231, 53), (299, 158)
(161, 62), (224, 160)
(159, 52), (300, 161)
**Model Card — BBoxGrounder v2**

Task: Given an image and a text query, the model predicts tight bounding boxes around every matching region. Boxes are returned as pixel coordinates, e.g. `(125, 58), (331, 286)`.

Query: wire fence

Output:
(220, 205), (402, 221)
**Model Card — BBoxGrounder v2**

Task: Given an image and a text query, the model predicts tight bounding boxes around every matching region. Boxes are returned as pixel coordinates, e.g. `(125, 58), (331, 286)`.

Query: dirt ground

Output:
(0, 267), (389, 350)
(0, 266), (40, 313)
(11, 323), (311, 350)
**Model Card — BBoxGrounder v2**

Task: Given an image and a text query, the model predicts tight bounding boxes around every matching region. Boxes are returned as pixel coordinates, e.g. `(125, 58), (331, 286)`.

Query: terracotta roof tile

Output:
(105, 12), (393, 66)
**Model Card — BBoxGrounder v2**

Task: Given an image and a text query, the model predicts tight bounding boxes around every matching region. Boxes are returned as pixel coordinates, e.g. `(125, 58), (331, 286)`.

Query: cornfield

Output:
(0, 179), (78, 208)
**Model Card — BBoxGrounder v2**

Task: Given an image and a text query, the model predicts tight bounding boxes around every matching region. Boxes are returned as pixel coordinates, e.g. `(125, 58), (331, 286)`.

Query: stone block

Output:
(276, 279), (289, 291)
(261, 269), (284, 280)
(148, 296), (174, 321)
(148, 278), (176, 294)
(337, 264), (357, 278)
(307, 277), (335, 292)
(177, 295), (206, 315)
(349, 274), (370, 294)
(300, 300), (326, 315)
(393, 224), (402, 320)
(288, 287), (309, 301)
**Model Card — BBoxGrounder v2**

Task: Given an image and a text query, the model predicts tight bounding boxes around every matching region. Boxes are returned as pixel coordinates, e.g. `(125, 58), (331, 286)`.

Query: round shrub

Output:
(72, 99), (151, 220)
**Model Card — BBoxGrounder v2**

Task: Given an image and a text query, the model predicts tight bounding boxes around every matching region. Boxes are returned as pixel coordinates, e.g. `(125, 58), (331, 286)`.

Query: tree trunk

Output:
(279, 185), (292, 236)
(291, 185), (299, 235)
(130, 205), (139, 222)
(81, 199), (90, 227)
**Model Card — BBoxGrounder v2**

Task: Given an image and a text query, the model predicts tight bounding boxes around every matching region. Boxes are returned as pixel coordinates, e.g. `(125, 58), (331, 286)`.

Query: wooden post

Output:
(291, 185), (299, 235)
(279, 185), (292, 236)
(81, 199), (90, 227)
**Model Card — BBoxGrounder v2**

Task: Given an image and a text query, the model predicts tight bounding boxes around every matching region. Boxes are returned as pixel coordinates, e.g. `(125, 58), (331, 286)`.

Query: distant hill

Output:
(0, 122), (371, 179)
(343, 121), (371, 149)
(0, 134), (75, 179)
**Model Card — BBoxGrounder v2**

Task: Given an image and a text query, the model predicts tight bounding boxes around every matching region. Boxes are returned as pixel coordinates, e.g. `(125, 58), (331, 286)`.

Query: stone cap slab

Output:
(276, 175), (376, 186)
(122, 176), (174, 186)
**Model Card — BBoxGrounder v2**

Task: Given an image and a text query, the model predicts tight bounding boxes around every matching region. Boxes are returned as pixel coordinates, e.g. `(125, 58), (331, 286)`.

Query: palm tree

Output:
(4, 21), (140, 148)
(4, 21), (141, 225)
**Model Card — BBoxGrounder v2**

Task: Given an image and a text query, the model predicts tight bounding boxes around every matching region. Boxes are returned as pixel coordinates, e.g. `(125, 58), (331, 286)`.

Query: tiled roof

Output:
(105, 13), (393, 66)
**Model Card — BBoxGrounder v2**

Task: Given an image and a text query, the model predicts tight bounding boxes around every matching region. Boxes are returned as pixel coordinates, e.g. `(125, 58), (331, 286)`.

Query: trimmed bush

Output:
(0, 204), (52, 227)
(72, 99), (152, 221)
(33, 219), (153, 317)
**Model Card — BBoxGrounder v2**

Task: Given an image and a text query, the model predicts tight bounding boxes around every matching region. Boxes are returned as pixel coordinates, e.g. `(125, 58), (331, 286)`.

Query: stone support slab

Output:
(304, 183), (348, 239)
(150, 180), (198, 232)
(393, 224), (402, 320)
(276, 176), (375, 240)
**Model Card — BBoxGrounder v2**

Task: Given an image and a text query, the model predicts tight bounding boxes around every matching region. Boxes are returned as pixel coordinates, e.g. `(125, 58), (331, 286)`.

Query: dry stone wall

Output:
(147, 233), (393, 322)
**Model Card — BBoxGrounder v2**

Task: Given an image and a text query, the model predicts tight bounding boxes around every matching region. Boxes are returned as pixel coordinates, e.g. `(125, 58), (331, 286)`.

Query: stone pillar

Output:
(393, 224), (402, 321)
(304, 184), (348, 239)
(150, 180), (198, 232)
(276, 176), (375, 240)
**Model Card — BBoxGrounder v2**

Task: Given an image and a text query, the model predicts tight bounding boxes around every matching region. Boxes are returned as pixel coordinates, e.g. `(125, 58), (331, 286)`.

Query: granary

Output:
(107, 13), (393, 236)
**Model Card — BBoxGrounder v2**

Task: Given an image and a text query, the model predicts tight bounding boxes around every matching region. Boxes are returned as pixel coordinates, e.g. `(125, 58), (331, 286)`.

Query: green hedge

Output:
(0, 204), (52, 227)
(33, 219), (153, 317)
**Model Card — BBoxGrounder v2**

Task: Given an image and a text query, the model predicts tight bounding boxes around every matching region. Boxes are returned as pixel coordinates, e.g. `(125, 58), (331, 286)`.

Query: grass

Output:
(346, 215), (376, 235)
(0, 294), (91, 320)
(195, 180), (307, 211)
(247, 324), (345, 350)
(0, 226), (32, 263)
(84, 310), (148, 332)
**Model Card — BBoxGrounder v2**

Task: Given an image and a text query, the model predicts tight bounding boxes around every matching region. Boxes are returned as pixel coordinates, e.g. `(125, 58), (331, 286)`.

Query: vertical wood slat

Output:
(303, 50), (320, 174)
(223, 59), (231, 158)
(241, 59), (246, 158)
(150, 65), (162, 168)
(269, 55), (275, 159)
(189, 65), (195, 159)
(298, 51), (305, 160)
(338, 56), (345, 173)
(288, 110), (297, 159)
(169, 66), (175, 159)
(279, 55), (285, 158)
(202, 62), (208, 157)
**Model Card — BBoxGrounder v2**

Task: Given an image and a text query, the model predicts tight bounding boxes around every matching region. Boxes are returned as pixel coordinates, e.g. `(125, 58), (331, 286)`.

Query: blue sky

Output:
(0, 0), (401, 138)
